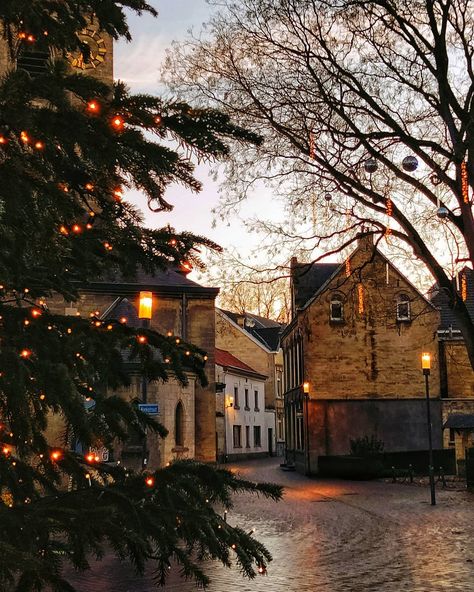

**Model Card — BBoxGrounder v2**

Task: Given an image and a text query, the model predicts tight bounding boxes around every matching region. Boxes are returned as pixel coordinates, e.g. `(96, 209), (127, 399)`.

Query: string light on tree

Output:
(461, 161), (469, 204)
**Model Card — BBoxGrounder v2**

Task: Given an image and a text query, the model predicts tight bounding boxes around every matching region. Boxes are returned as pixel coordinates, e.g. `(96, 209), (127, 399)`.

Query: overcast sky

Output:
(114, 1), (277, 269)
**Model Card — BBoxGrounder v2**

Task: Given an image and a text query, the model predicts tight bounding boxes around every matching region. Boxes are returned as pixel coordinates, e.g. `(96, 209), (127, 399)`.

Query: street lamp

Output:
(303, 382), (311, 476)
(422, 352), (436, 506)
(138, 291), (153, 468)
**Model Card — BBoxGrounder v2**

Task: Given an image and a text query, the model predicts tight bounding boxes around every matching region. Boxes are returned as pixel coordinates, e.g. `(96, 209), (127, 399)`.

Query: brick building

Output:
(283, 236), (442, 474)
(216, 309), (285, 455)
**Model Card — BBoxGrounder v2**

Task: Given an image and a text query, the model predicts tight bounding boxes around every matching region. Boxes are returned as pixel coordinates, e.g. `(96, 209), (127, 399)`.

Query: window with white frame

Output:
(245, 425), (250, 448)
(254, 390), (259, 411)
(253, 425), (261, 447)
(330, 296), (344, 321)
(233, 385), (240, 408)
(233, 425), (242, 448)
(244, 388), (250, 410)
(396, 293), (411, 321)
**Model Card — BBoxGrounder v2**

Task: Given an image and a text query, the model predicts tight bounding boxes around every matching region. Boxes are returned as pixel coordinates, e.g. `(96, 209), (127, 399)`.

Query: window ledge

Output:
(234, 405), (240, 410)
(396, 318), (412, 324)
(329, 319), (346, 326)
(254, 408), (260, 412)
(244, 406), (250, 411)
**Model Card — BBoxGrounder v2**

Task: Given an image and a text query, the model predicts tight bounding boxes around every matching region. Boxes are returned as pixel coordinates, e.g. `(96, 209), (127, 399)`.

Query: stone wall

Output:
(443, 341), (474, 398)
(297, 245), (440, 400)
(216, 311), (278, 407)
(307, 398), (443, 467)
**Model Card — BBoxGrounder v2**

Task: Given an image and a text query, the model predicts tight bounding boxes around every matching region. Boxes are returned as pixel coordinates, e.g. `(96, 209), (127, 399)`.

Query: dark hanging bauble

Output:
(437, 206), (449, 219)
(430, 173), (442, 186)
(402, 155), (418, 172)
(364, 159), (378, 174)
(324, 193), (332, 202)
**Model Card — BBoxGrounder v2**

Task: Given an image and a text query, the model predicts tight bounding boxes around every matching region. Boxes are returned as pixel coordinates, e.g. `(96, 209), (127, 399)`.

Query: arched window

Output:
(396, 293), (411, 321)
(330, 296), (344, 321)
(175, 402), (184, 447)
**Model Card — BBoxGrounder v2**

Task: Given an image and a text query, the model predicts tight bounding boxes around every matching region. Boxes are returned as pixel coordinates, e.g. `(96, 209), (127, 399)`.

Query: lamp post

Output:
(422, 352), (436, 506)
(303, 381), (311, 476)
(138, 291), (153, 469)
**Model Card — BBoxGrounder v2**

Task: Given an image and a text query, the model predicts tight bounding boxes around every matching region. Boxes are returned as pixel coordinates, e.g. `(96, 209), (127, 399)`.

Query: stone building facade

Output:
(283, 235), (441, 474)
(431, 269), (474, 469)
(216, 309), (284, 455)
(44, 269), (219, 469)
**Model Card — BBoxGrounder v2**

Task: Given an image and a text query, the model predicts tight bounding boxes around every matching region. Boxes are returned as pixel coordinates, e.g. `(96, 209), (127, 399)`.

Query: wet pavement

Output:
(66, 458), (474, 591)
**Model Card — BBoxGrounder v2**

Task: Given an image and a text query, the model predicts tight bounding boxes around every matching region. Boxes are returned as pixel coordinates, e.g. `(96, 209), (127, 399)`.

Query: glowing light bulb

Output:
(119, 317), (127, 324)
(59, 226), (68, 235)
(145, 476), (155, 487)
(85, 183), (94, 191)
(72, 224), (81, 233)
(20, 349), (31, 358)
(0, 136), (8, 145)
(111, 116), (124, 130)
(87, 101), (99, 113)
(34, 141), (44, 150)
(20, 131), (29, 143)
(50, 450), (62, 461)
(113, 188), (123, 201)
(137, 335), (147, 344)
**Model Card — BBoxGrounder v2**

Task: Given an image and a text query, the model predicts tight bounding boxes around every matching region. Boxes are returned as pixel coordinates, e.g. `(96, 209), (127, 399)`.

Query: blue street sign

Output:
(138, 403), (159, 415)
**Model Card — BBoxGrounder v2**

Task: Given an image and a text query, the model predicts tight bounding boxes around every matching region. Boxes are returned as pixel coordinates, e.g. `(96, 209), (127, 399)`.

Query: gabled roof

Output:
(292, 239), (436, 313)
(430, 267), (474, 331)
(218, 308), (283, 352)
(215, 347), (267, 379)
(291, 260), (340, 310)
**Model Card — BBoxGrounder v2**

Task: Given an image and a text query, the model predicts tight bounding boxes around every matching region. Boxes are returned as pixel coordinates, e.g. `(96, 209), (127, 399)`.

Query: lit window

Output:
(396, 294), (411, 321)
(330, 297), (344, 321)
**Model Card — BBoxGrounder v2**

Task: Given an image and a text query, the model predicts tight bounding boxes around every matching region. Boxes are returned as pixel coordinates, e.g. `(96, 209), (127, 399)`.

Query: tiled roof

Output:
(218, 308), (283, 351)
(444, 413), (474, 429)
(291, 261), (340, 309)
(79, 266), (219, 298)
(430, 268), (474, 331)
(215, 348), (266, 378)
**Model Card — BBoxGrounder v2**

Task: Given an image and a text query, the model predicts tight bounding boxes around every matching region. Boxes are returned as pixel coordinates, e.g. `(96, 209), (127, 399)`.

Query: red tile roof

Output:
(215, 348), (262, 376)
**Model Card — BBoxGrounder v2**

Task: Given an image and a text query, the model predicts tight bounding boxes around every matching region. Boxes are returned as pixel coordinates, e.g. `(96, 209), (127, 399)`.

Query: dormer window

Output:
(396, 294), (411, 321)
(330, 297), (344, 322)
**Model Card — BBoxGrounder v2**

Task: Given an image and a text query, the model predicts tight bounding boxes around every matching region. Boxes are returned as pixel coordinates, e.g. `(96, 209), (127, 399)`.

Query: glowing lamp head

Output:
(421, 352), (431, 372)
(20, 349), (31, 359)
(50, 450), (62, 461)
(138, 291), (153, 320)
(303, 382), (310, 394)
(145, 476), (155, 487)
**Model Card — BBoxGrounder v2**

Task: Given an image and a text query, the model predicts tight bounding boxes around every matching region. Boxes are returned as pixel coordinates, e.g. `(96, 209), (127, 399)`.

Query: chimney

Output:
(357, 230), (375, 252)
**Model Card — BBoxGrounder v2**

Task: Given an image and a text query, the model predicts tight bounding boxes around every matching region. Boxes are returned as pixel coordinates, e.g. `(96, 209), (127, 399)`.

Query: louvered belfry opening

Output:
(17, 42), (50, 77)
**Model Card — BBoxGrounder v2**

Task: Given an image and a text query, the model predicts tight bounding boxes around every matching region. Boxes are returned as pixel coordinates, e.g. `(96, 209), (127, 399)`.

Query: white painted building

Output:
(216, 348), (276, 461)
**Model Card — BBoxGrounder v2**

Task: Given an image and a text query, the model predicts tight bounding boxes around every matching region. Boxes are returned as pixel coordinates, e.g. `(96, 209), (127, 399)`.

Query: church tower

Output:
(0, 16), (113, 84)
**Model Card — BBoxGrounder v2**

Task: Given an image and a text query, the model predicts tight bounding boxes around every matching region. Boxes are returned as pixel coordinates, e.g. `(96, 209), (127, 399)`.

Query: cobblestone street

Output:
(67, 458), (474, 591)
